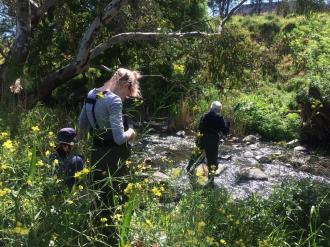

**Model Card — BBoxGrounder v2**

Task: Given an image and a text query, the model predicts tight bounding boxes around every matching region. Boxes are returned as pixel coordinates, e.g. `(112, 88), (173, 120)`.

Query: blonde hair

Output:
(107, 68), (141, 97)
(210, 101), (222, 113)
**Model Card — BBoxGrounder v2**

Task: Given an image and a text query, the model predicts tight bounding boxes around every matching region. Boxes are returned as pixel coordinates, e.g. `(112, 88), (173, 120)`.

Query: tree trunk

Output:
(0, 0), (31, 105)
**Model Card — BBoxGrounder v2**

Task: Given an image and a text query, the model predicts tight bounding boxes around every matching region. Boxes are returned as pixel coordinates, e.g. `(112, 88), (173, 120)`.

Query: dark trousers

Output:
(91, 143), (130, 208)
(200, 133), (219, 171)
(90, 143), (131, 245)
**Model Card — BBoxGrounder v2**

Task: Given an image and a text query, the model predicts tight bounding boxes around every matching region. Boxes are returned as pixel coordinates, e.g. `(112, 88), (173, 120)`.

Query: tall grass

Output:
(1, 106), (329, 247)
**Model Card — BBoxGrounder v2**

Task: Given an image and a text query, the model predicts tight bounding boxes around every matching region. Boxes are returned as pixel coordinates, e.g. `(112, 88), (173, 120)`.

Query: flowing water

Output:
(132, 133), (330, 200)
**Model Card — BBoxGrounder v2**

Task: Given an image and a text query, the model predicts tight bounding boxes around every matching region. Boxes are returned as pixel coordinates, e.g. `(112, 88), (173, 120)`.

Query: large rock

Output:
(249, 143), (259, 150)
(242, 135), (259, 144)
(255, 155), (271, 164)
(293, 146), (308, 154)
(175, 130), (186, 138)
(287, 139), (299, 147)
(238, 167), (268, 181)
(215, 164), (227, 176)
(151, 171), (170, 182)
(243, 151), (254, 158)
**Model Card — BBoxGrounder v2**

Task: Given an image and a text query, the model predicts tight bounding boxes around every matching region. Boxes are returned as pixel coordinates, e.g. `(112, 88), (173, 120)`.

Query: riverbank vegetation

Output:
(1, 0), (330, 246)
(0, 113), (329, 246)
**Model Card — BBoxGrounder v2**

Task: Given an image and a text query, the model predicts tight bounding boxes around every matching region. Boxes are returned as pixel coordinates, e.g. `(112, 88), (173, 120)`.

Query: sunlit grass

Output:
(0, 105), (329, 246)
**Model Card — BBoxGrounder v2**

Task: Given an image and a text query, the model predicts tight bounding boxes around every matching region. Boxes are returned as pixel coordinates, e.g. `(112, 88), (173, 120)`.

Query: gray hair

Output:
(210, 101), (222, 113)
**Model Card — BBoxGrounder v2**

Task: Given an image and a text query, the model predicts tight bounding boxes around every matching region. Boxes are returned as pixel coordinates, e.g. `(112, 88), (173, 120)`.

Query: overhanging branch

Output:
(90, 31), (218, 59)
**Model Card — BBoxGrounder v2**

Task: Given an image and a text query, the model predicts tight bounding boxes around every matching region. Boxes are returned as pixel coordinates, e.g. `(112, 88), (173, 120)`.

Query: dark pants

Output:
(91, 143), (131, 207)
(200, 133), (220, 171)
(91, 143), (131, 245)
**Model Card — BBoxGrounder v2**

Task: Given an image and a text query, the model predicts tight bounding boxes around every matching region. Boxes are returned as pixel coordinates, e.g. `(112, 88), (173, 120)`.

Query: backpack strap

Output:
(84, 96), (100, 130)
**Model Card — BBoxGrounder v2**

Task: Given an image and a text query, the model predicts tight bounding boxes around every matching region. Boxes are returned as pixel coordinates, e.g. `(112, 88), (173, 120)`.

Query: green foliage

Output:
(233, 88), (301, 140)
(258, 21), (281, 46)
(200, 25), (259, 88)
(127, 178), (330, 246)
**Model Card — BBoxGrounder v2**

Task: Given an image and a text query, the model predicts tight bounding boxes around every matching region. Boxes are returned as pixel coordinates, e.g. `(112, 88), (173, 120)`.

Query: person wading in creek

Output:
(78, 68), (141, 242)
(188, 101), (230, 188)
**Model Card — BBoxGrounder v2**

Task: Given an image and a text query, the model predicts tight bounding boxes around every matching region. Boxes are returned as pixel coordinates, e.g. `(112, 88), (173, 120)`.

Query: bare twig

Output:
(219, 0), (247, 32)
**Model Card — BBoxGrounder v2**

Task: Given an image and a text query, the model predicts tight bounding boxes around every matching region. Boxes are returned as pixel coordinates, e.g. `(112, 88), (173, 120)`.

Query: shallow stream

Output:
(132, 133), (330, 200)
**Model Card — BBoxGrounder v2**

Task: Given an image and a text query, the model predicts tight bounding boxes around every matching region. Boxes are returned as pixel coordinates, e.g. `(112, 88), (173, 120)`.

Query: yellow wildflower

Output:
(49, 142), (56, 148)
(0, 164), (8, 171)
(48, 131), (54, 137)
(78, 185), (84, 191)
(124, 183), (134, 194)
(36, 160), (44, 167)
(113, 213), (123, 224)
(100, 217), (108, 223)
(0, 188), (11, 197)
(220, 239), (227, 245)
(66, 199), (74, 205)
(135, 182), (142, 190)
(197, 221), (206, 234)
(12, 222), (29, 235)
(0, 131), (9, 140)
(173, 64), (185, 74)
(151, 186), (162, 197)
(145, 219), (153, 228)
(206, 236), (219, 246)
(2, 140), (15, 152)
(196, 167), (207, 185)
(31, 126), (40, 132)
(45, 150), (51, 156)
(74, 167), (90, 178)
(53, 159), (59, 166)
(235, 239), (246, 247)
(81, 167), (90, 175)
(171, 167), (182, 178)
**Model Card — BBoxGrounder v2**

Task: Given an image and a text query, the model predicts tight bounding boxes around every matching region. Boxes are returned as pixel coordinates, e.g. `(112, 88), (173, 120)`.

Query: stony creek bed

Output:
(132, 133), (330, 200)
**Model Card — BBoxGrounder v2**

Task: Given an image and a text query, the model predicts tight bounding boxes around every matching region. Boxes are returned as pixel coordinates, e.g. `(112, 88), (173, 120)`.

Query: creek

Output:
(132, 133), (330, 200)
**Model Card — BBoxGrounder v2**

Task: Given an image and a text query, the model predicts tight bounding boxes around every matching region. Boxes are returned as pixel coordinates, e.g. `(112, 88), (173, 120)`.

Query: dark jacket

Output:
(198, 111), (229, 136)
(50, 151), (84, 189)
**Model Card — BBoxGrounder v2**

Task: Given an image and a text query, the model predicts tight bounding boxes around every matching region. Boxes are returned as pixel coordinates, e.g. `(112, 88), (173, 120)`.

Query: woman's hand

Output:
(126, 128), (136, 142)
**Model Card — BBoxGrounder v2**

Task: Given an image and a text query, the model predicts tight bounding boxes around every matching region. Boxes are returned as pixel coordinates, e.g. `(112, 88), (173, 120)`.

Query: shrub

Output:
(233, 89), (301, 140)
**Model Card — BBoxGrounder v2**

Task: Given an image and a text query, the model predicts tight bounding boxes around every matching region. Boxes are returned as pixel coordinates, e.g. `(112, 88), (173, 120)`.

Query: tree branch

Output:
(90, 31), (216, 60)
(75, 0), (128, 65)
(31, 0), (57, 26)
(219, 0), (247, 32)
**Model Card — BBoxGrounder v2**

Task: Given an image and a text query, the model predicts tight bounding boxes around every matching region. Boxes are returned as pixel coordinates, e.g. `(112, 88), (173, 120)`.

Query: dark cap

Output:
(56, 128), (77, 145)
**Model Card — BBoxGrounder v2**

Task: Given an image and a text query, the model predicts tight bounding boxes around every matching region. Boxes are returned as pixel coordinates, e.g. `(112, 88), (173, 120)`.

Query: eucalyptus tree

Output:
(0, 0), (247, 108)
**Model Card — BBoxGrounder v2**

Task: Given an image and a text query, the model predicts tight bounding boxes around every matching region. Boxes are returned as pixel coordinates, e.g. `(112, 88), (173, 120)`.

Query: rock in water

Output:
(238, 167), (268, 181)
(293, 146), (308, 154)
(287, 139), (299, 147)
(215, 164), (227, 176)
(176, 130), (186, 138)
(243, 151), (254, 158)
(255, 155), (271, 164)
(242, 135), (259, 144)
(152, 171), (170, 182)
